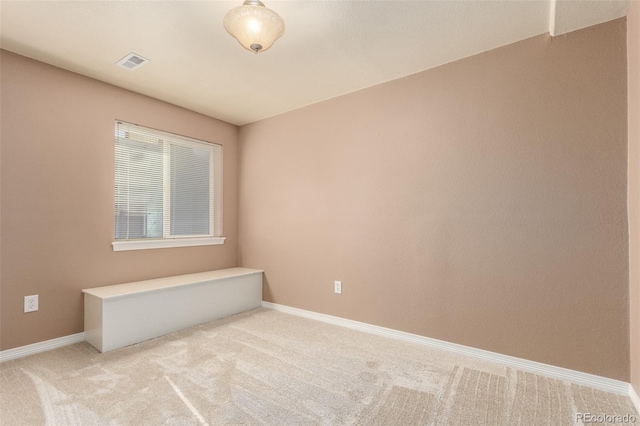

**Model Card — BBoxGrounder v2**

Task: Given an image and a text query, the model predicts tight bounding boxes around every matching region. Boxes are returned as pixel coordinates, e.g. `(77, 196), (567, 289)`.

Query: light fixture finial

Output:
(223, 0), (285, 54)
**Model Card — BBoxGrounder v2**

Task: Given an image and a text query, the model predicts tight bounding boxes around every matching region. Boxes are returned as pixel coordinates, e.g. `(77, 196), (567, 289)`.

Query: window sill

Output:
(112, 237), (226, 252)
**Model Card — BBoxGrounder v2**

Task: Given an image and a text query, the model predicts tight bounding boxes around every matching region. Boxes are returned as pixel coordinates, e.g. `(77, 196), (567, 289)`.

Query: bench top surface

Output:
(82, 267), (263, 299)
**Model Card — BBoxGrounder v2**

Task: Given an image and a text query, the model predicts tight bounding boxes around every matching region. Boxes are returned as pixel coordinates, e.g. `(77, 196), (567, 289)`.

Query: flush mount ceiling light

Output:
(223, 0), (285, 54)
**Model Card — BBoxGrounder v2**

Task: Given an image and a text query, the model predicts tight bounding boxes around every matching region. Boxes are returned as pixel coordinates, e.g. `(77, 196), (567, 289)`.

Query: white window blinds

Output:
(114, 121), (222, 241)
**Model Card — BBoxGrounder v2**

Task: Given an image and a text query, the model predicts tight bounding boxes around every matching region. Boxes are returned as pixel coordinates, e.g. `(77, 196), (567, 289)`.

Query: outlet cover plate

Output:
(334, 281), (342, 294)
(24, 295), (38, 313)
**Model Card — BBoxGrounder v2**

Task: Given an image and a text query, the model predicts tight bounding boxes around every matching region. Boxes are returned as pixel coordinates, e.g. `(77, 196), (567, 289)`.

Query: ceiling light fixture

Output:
(223, 0), (285, 54)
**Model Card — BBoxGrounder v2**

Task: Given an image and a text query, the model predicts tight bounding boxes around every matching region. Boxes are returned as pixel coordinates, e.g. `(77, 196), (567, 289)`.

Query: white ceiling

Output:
(0, 0), (632, 126)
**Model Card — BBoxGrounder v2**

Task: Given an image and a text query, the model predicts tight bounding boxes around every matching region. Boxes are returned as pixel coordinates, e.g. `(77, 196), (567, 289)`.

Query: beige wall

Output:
(238, 19), (629, 380)
(628, 1), (640, 395)
(0, 50), (239, 350)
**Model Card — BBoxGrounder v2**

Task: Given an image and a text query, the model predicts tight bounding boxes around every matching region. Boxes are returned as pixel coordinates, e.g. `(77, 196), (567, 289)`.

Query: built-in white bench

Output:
(83, 267), (263, 352)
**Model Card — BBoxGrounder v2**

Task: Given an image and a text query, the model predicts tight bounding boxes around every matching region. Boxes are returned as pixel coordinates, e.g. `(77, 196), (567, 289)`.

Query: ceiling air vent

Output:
(116, 52), (150, 71)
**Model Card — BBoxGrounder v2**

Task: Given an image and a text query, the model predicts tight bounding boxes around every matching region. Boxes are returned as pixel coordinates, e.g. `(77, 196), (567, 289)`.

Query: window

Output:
(112, 121), (224, 251)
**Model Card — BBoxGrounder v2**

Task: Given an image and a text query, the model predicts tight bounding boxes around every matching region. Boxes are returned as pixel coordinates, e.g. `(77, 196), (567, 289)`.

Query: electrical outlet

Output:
(334, 281), (342, 294)
(24, 295), (38, 313)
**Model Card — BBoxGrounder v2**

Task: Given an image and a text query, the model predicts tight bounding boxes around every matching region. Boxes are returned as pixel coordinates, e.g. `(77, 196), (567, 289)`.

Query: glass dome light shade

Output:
(223, 1), (285, 53)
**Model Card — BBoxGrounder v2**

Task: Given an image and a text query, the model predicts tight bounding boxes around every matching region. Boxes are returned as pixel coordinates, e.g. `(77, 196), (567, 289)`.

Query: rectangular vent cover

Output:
(116, 53), (150, 71)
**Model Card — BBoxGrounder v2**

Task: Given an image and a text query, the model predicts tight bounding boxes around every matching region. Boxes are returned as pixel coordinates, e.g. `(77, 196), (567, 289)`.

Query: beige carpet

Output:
(1, 308), (638, 425)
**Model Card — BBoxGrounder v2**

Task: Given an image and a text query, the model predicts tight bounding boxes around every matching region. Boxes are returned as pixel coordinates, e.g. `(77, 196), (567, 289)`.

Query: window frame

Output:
(111, 121), (225, 251)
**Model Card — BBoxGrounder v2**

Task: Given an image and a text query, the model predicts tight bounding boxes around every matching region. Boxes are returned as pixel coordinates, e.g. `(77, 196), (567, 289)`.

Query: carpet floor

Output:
(0, 308), (638, 425)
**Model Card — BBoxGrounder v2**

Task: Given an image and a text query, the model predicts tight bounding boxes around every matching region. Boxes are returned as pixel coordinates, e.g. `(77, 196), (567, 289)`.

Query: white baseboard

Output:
(262, 301), (631, 396)
(0, 332), (85, 363)
(630, 384), (640, 415)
